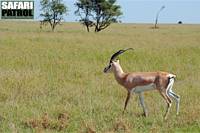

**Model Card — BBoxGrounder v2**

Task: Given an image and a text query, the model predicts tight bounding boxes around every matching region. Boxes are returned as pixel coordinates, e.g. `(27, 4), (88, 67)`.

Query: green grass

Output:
(0, 21), (200, 132)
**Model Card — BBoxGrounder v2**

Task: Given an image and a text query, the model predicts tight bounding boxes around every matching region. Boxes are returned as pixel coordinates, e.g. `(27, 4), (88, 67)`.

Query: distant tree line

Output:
(40, 0), (122, 32)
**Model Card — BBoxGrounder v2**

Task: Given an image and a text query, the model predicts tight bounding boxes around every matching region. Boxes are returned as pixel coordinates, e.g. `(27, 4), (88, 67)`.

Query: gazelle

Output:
(103, 48), (180, 119)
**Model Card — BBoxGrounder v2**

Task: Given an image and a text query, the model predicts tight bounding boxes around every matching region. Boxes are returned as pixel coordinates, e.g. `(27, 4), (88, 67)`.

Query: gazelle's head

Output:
(103, 48), (133, 73)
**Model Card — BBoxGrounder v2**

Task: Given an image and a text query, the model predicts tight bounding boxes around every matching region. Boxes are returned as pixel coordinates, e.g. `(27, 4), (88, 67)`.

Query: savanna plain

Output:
(0, 21), (200, 132)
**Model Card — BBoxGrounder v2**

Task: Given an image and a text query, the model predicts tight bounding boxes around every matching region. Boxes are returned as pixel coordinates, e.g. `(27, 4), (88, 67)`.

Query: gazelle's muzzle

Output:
(103, 64), (111, 73)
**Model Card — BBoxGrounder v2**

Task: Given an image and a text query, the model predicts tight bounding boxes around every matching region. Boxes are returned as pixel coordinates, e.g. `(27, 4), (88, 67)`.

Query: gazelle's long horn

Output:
(110, 48), (133, 63)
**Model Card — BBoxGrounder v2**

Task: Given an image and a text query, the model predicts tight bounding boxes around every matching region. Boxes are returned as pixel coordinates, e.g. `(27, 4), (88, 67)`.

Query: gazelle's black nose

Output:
(103, 67), (107, 73)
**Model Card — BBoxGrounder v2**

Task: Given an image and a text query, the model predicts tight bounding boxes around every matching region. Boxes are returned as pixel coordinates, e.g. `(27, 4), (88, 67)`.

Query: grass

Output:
(0, 21), (200, 132)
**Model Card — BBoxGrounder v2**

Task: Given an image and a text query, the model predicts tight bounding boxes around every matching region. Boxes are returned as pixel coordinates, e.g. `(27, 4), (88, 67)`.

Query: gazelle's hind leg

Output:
(166, 77), (180, 115)
(168, 90), (180, 115)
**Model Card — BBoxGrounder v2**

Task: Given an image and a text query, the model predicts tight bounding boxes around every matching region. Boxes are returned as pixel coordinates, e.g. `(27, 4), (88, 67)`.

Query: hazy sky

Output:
(35, 0), (200, 24)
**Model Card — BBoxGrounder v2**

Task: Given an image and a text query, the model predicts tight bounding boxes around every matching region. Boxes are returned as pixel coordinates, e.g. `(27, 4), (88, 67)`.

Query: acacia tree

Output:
(75, 0), (122, 32)
(75, 0), (94, 32)
(40, 0), (67, 31)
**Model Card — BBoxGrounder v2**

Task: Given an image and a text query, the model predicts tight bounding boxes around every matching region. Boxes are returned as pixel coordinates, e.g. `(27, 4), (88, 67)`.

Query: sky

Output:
(35, 0), (200, 24)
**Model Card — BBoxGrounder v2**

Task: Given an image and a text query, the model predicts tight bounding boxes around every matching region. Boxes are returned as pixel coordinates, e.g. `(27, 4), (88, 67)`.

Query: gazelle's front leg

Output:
(168, 90), (180, 115)
(139, 92), (148, 117)
(123, 91), (131, 114)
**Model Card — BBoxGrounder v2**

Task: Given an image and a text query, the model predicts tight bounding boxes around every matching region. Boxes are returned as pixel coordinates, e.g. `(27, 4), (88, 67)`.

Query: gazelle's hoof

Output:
(144, 113), (148, 117)
(143, 112), (148, 117)
(122, 110), (126, 115)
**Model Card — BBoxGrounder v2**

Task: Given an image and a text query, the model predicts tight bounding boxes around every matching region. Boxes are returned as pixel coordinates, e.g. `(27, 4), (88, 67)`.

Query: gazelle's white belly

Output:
(132, 83), (156, 93)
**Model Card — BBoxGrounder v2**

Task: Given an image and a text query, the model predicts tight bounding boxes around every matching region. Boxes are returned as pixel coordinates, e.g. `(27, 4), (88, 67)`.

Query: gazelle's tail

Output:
(168, 73), (176, 79)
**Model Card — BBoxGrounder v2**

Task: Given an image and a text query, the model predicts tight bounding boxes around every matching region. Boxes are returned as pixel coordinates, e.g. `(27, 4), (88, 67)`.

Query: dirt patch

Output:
(85, 126), (96, 133)
(24, 112), (69, 131)
(114, 121), (128, 132)
(112, 118), (131, 133)
(80, 121), (96, 133)
(0, 115), (5, 122)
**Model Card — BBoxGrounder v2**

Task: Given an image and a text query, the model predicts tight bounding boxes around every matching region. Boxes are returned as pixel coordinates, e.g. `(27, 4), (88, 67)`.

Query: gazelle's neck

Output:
(112, 63), (125, 85)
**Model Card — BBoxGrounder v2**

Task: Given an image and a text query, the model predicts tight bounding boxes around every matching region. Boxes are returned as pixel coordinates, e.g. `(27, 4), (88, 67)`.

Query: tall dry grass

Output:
(0, 21), (200, 132)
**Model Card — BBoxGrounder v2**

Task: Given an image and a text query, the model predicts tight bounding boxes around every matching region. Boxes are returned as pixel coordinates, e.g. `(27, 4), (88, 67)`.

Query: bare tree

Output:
(154, 5), (165, 29)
